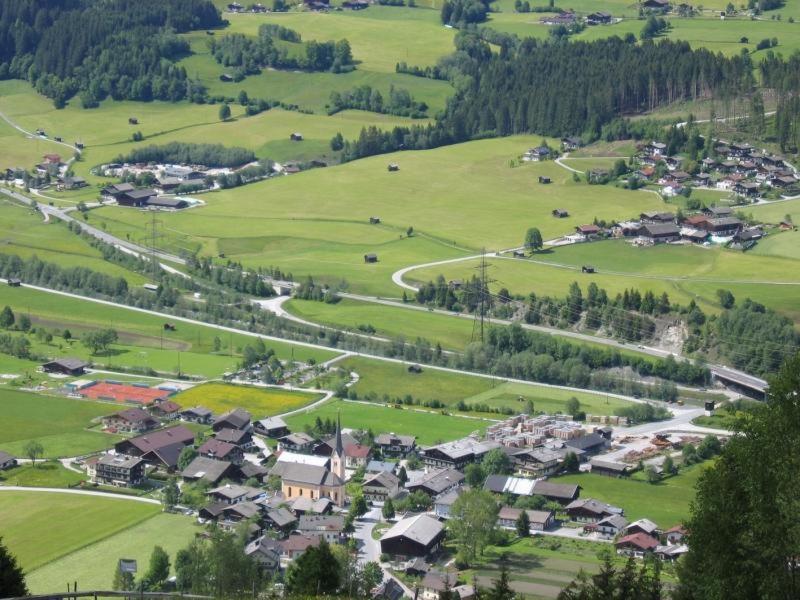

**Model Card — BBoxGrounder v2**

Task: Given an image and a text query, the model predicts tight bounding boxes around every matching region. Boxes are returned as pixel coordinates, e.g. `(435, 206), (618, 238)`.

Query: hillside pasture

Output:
(91, 137), (673, 295)
(406, 239), (800, 319)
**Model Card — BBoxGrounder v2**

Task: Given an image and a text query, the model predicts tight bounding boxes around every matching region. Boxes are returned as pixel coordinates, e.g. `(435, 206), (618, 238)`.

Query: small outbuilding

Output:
(369, 216), (381, 224)
(388, 163), (399, 172)
(364, 253), (378, 263)
(42, 357), (89, 376)
(290, 132), (304, 141)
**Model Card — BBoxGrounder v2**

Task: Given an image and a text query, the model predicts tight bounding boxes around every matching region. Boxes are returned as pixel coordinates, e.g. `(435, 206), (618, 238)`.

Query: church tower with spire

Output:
(331, 411), (346, 481)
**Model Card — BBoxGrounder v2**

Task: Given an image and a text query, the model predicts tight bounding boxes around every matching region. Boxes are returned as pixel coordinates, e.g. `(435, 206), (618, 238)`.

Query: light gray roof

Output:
(364, 471), (400, 489)
(381, 514), (444, 547)
(566, 498), (623, 516)
(627, 518), (659, 534)
(598, 514), (629, 529)
(180, 456), (232, 482)
(265, 507), (297, 528)
(298, 514), (345, 532)
(407, 468), (465, 495)
(97, 454), (143, 469)
(281, 463), (343, 487)
(256, 416), (287, 429)
(375, 433), (416, 446)
(207, 484), (262, 500)
(531, 480), (580, 500)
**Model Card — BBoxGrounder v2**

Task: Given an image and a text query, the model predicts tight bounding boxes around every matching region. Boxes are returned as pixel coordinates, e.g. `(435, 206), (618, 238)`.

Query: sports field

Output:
(173, 382), (322, 417)
(25, 511), (199, 594)
(0, 491), (159, 571)
(0, 389), (121, 458)
(284, 398), (490, 445)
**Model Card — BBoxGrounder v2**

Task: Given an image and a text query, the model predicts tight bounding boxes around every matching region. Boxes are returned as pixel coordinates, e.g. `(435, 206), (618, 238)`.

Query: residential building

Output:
(420, 572), (458, 600)
(180, 456), (235, 484)
(114, 425), (195, 470)
(102, 407), (158, 433)
(298, 515), (346, 543)
(94, 454), (146, 487)
(215, 427), (254, 451)
(198, 438), (244, 465)
(180, 406), (213, 424)
(589, 458), (631, 477)
(592, 514), (629, 538)
(638, 223), (681, 243)
(625, 518), (659, 537)
(206, 484), (265, 505)
(42, 357), (88, 376)
(406, 468), (465, 496)
(375, 433), (416, 457)
(616, 532), (659, 558)
(254, 417), (289, 438)
(421, 438), (501, 470)
(149, 400), (181, 420)
(531, 480), (581, 504)
(278, 532), (322, 563)
(665, 525), (687, 545)
(380, 514), (445, 558)
(433, 487), (465, 519)
(213, 408), (251, 432)
(363, 471), (401, 502)
(278, 432), (317, 454)
(263, 508), (298, 534)
(245, 537), (281, 573)
(0, 450), (17, 470)
(497, 507), (554, 532)
(566, 498), (624, 522)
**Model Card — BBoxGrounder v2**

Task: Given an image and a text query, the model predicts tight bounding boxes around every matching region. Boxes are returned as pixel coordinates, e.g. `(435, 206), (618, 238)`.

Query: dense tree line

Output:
(185, 257), (275, 297)
(674, 354), (800, 599)
(441, 0), (491, 26)
(0, 0), (221, 107)
(339, 35), (753, 162)
(115, 142), (255, 169)
(761, 50), (800, 152)
(691, 297), (800, 377)
(210, 25), (353, 76)
(328, 85), (428, 118)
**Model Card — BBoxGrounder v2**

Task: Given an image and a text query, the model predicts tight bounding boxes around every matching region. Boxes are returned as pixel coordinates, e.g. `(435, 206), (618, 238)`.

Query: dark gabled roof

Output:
(181, 456), (233, 483)
(483, 474), (509, 494)
(364, 471), (400, 489)
(198, 438), (239, 459)
(640, 223), (680, 237)
(182, 406), (212, 418)
(214, 408), (251, 429)
(265, 507), (298, 528)
(375, 433), (416, 446)
(107, 407), (156, 424)
(142, 441), (187, 469)
(0, 450), (16, 463)
(531, 480), (580, 500)
(122, 425), (194, 454)
(215, 428), (249, 445)
(124, 188), (156, 200)
(43, 357), (88, 370)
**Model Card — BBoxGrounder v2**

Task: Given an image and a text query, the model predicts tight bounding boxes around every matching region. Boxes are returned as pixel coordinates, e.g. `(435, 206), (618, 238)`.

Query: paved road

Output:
(0, 186), (186, 265)
(0, 485), (161, 504)
(352, 507), (416, 598)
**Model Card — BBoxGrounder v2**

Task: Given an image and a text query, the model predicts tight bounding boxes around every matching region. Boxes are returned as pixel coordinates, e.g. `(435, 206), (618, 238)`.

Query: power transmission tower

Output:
(148, 210), (163, 282)
(471, 249), (495, 343)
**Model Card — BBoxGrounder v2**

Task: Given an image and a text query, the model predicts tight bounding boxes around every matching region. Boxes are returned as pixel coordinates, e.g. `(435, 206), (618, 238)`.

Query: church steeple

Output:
(331, 411), (346, 480)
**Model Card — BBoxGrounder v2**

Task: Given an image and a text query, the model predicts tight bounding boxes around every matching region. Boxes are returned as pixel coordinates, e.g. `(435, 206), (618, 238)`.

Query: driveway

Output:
(352, 507), (415, 597)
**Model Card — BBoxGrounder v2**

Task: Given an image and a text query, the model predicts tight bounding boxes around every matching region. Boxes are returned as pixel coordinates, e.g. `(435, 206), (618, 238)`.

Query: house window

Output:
(288, 487), (292, 496)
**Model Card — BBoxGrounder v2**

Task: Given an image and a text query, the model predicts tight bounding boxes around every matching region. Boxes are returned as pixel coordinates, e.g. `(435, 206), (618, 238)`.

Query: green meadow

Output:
(750, 229), (800, 261)
(0, 389), (122, 458)
(555, 462), (712, 526)
(339, 356), (634, 415)
(283, 397), (489, 445)
(0, 283), (339, 365)
(26, 512), (199, 594)
(407, 239), (800, 320)
(0, 116), (67, 171)
(90, 137), (671, 295)
(0, 491), (159, 571)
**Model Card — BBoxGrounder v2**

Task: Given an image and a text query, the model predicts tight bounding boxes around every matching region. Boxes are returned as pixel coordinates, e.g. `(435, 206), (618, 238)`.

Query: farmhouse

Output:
(181, 406), (213, 424)
(626, 518), (659, 537)
(380, 514), (445, 558)
(245, 537), (281, 573)
(509, 447), (564, 477)
(117, 188), (156, 207)
(199, 501), (260, 528)
(497, 507), (555, 532)
(591, 514), (629, 537)
(589, 458), (631, 477)
(701, 217), (743, 236)
(298, 515), (346, 543)
(147, 197), (189, 210)
(733, 181), (760, 198)
(576, 224), (601, 238)
(639, 223), (681, 243)
(94, 454), (146, 487)
(561, 136), (582, 150)
(213, 408), (251, 432)
(531, 480), (581, 504)
(640, 211), (675, 223)
(421, 438), (501, 470)
(0, 450), (18, 470)
(290, 132), (304, 141)
(278, 432), (317, 453)
(114, 425), (195, 470)
(434, 487), (465, 519)
(181, 456), (235, 484)
(363, 471), (401, 502)
(198, 438), (244, 465)
(704, 205), (733, 218)
(375, 433), (416, 457)
(406, 468), (465, 496)
(148, 399), (181, 420)
(254, 417), (289, 438)
(263, 508), (298, 534)
(215, 427), (254, 450)
(642, 0), (669, 9)
(665, 525), (688, 544)
(207, 484), (265, 505)
(565, 498), (624, 522)
(616, 532), (659, 558)
(102, 407), (158, 433)
(523, 146), (550, 161)
(42, 357), (88, 376)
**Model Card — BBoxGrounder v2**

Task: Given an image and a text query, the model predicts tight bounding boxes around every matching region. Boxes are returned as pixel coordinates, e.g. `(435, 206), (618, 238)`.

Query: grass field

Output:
(0, 116), (67, 171)
(26, 512), (199, 594)
(750, 229), (800, 261)
(90, 137), (672, 295)
(0, 283), (339, 365)
(0, 389), (121, 458)
(0, 491), (159, 571)
(750, 198), (800, 225)
(284, 398), (489, 445)
(172, 382), (322, 417)
(0, 462), (85, 488)
(554, 462), (712, 526)
(339, 357), (634, 415)
(407, 239), (800, 321)
(0, 198), (149, 283)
